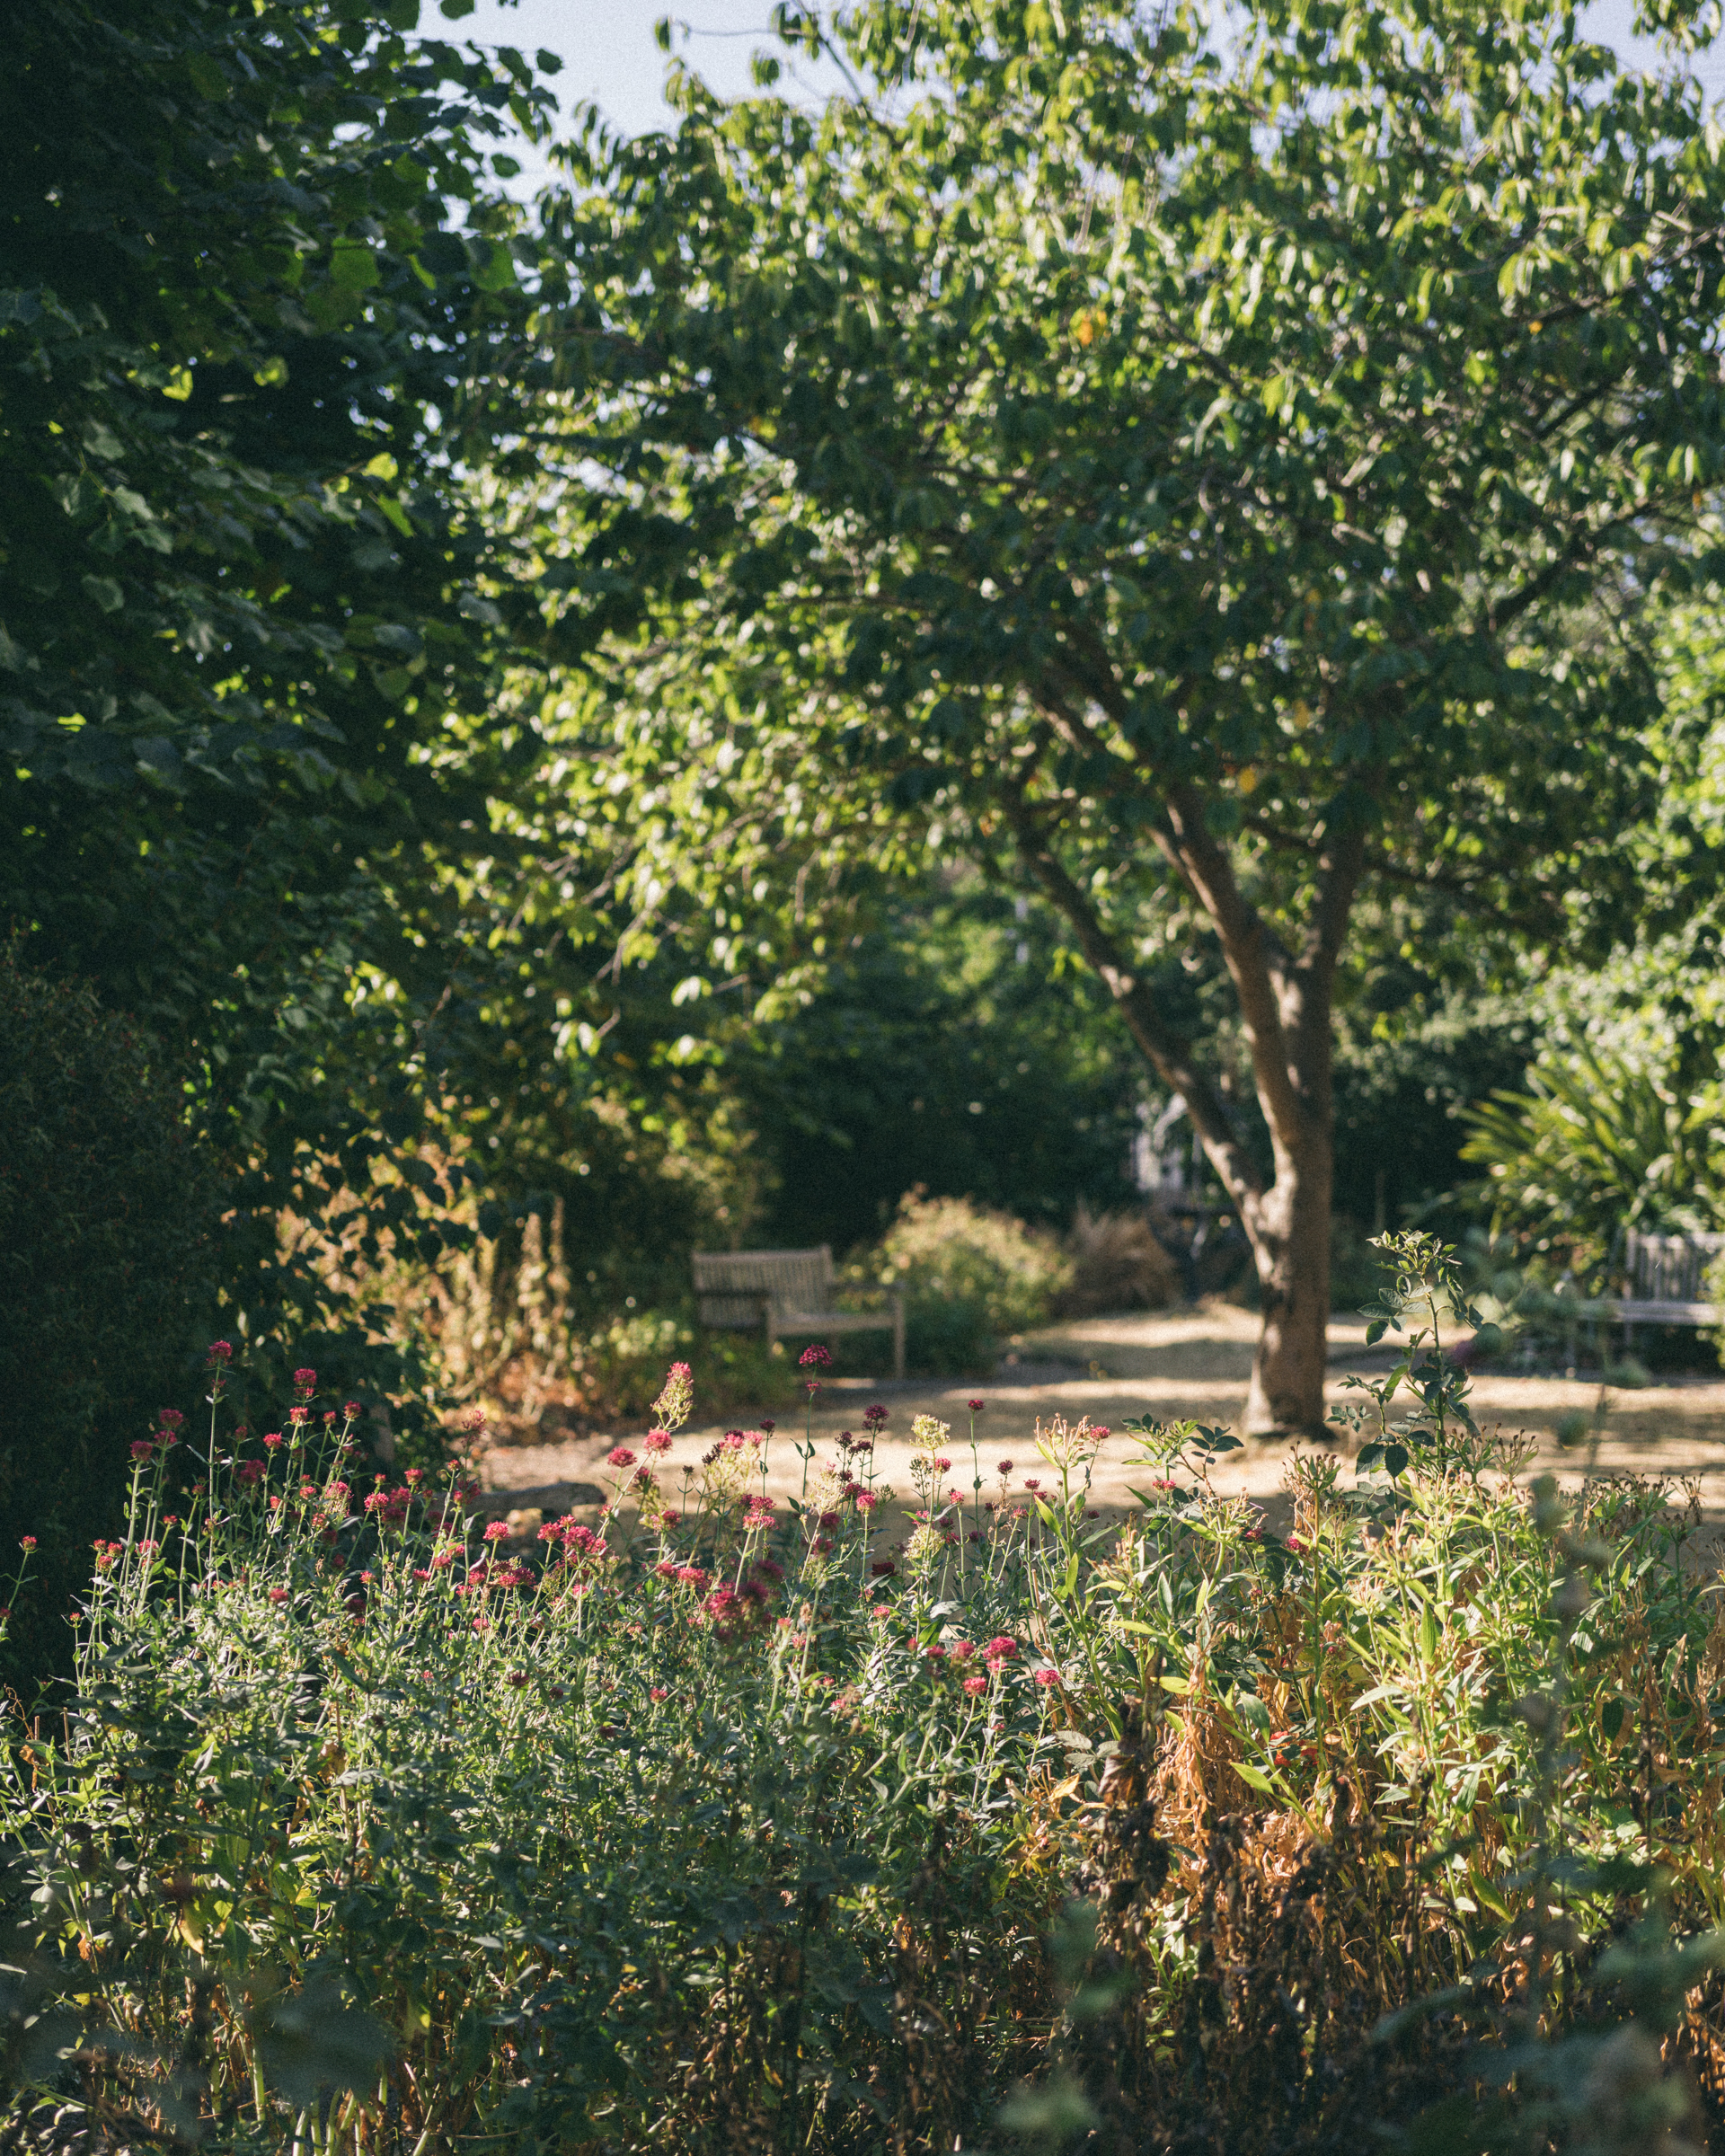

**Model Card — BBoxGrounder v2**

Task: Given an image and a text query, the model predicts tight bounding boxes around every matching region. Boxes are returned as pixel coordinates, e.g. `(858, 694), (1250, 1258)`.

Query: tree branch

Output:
(1001, 791), (1268, 1215)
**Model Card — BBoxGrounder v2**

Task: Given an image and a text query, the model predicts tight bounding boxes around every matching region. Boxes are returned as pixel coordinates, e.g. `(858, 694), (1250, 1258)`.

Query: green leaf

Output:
(331, 243), (382, 291)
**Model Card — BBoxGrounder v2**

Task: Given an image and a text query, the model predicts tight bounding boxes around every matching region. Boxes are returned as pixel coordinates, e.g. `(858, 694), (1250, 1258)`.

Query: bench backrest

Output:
(1625, 1229), (1725, 1303)
(692, 1246), (835, 1329)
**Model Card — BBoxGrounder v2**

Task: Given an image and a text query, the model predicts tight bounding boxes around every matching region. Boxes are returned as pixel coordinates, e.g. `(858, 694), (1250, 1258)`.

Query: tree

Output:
(0, 0), (576, 1408)
(529, 0), (1725, 1430)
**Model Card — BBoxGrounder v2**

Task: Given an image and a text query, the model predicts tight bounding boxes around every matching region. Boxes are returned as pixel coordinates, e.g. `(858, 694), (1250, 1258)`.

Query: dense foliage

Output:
(0, 948), (218, 1696)
(5, 1247), (1725, 2150)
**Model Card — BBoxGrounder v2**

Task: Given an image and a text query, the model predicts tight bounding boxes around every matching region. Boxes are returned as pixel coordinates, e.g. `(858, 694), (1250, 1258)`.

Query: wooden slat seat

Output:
(1612, 1231), (1725, 1347)
(692, 1245), (906, 1380)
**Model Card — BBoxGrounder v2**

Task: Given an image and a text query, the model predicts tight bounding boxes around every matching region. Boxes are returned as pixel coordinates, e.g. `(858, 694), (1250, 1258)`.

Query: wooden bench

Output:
(1611, 1229), (1725, 1348)
(692, 1245), (906, 1380)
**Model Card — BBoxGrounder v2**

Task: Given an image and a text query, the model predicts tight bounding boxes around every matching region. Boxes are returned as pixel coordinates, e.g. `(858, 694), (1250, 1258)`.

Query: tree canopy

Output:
(524, 0), (1725, 1427)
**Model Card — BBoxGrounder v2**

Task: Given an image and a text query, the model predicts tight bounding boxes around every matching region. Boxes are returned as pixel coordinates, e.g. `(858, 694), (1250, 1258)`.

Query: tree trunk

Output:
(1006, 776), (1360, 1444)
(1240, 1127), (1333, 1438)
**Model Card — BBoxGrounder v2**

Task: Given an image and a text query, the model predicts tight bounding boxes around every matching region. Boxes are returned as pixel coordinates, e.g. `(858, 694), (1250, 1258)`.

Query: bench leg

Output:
(893, 1295), (906, 1383)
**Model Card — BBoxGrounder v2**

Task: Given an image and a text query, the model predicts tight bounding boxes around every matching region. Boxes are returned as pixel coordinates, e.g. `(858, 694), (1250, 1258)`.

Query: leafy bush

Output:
(847, 1188), (1072, 1373)
(0, 950), (217, 1696)
(1458, 1046), (1725, 1271)
(7, 1249), (1725, 2150)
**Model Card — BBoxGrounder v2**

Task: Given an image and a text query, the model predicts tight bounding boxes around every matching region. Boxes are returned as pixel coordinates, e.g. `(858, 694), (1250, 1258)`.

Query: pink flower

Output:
(962, 1674), (988, 1696)
(157, 1409), (185, 1430)
(293, 1366), (315, 1385)
(984, 1636), (1018, 1660)
(19, 1537), (36, 1551)
(933, 1456), (951, 1472)
(235, 1461), (264, 1486)
(606, 1446), (636, 1469)
(130, 1441), (154, 1462)
(207, 1341), (234, 1363)
(674, 1565), (708, 1587)
(924, 1643), (946, 1659)
(871, 1559), (897, 1577)
(760, 1418), (776, 1436)
(869, 1604), (893, 1618)
(948, 1640), (977, 1663)
(482, 1521), (510, 1542)
(968, 1397), (986, 1411)
(506, 1671), (528, 1688)
(1092, 1426), (1110, 1440)
(798, 1344), (834, 1369)
(862, 1404), (888, 1427)
(642, 1429), (673, 1455)
(1024, 1479), (1041, 1493)
(650, 1686), (669, 1701)
(343, 1401), (361, 1418)
(268, 1587), (289, 1604)
(1034, 1666), (1061, 1689)
(996, 1461), (1014, 1476)
(261, 1432), (284, 1450)
(854, 1490), (878, 1513)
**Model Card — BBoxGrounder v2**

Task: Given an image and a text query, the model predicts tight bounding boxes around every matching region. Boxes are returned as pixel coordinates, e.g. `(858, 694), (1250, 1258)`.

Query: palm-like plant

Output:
(1458, 1049), (1725, 1275)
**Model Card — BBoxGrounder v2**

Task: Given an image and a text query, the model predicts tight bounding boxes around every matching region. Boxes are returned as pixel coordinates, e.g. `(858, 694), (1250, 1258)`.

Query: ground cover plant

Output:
(5, 1242), (1725, 2151)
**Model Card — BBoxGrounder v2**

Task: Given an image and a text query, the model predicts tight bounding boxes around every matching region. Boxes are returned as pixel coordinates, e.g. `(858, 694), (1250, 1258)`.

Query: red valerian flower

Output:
(235, 1461), (264, 1486)
(261, 1431), (284, 1450)
(798, 1344), (834, 1369)
(650, 1686), (669, 1702)
(760, 1418), (776, 1436)
(962, 1674), (989, 1696)
(984, 1636), (1019, 1660)
(1033, 1666), (1061, 1689)
(157, 1408), (185, 1430)
(482, 1521), (510, 1542)
(641, 1429), (673, 1455)
(606, 1446), (636, 1469)
(130, 1441), (154, 1462)
(506, 1671), (528, 1688)
(343, 1401), (361, 1418)
(268, 1587), (289, 1604)
(924, 1643), (947, 1659)
(293, 1365), (315, 1385)
(948, 1640), (977, 1663)
(871, 1559), (897, 1577)
(968, 1398), (986, 1412)
(1024, 1479), (1041, 1493)
(674, 1565), (708, 1587)
(19, 1537), (36, 1551)
(207, 1341), (234, 1363)
(862, 1403), (888, 1427)
(1092, 1427), (1110, 1441)
(996, 1461), (1014, 1476)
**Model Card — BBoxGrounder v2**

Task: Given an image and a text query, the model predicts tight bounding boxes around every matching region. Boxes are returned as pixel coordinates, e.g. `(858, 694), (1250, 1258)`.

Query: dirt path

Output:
(474, 1304), (1725, 1562)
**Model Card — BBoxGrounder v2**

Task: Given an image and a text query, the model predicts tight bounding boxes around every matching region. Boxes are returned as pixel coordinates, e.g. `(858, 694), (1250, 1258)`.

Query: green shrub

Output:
(0, 949), (217, 1696)
(1458, 1046), (1725, 1271)
(848, 1188), (1071, 1373)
